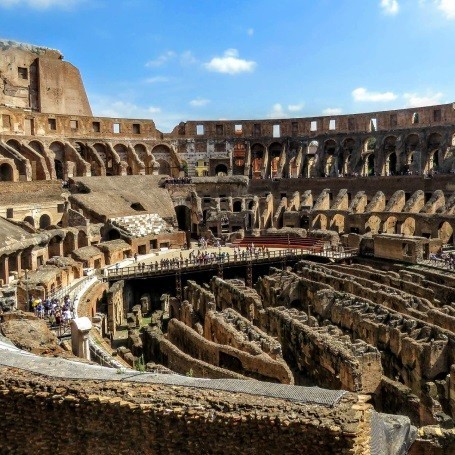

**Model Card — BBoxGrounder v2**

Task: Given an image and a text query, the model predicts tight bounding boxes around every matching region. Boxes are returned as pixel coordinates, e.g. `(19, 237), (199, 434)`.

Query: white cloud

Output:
(204, 49), (256, 75)
(322, 107), (343, 115)
(434, 0), (455, 19)
(189, 98), (210, 107)
(145, 51), (176, 67)
(288, 104), (304, 112)
(0, 0), (82, 7)
(247, 28), (254, 36)
(380, 0), (399, 15)
(352, 87), (398, 102)
(147, 106), (161, 114)
(145, 76), (169, 84)
(403, 91), (444, 107)
(268, 103), (288, 118)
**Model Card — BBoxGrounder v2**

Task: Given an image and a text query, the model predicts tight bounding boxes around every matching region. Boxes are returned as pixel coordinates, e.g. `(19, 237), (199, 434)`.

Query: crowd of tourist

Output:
(30, 294), (74, 327)
(429, 248), (455, 270)
(164, 177), (192, 185)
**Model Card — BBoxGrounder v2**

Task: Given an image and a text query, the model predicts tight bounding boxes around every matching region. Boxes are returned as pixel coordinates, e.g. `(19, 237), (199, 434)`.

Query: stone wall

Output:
(0, 366), (376, 455)
(167, 319), (293, 383)
(261, 306), (382, 393)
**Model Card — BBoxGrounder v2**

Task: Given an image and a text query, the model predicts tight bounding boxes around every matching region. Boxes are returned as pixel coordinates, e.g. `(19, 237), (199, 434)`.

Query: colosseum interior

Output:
(0, 39), (454, 454)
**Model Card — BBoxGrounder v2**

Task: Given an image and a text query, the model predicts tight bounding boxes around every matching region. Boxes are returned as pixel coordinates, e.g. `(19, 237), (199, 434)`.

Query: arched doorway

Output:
(0, 163), (13, 181)
(387, 152), (397, 176)
(363, 154), (375, 176)
(106, 229), (120, 241)
(268, 143), (282, 178)
(157, 159), (171, 176)
(23, 216), (35, 228)
(39, 214), (51, 229)
(215, 164), (228, 176)
(54, 160), (64, 180)
(233, 142), (246, 175)
(250, 144), (264, 179)
(175, 205), (191, 232)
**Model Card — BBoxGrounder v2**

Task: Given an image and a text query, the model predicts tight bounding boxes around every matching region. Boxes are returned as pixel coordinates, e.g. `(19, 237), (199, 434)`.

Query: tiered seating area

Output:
(233, 233), (324, 251)
(110, 214), (171, 238)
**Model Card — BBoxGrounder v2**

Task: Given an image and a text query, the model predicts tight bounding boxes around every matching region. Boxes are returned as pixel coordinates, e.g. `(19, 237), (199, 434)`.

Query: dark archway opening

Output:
(215, 164), (228, 176)
(0, 163), (13, 181)
(107, 229), (121, 240)
(54, 160), (64, 180)
(39, 214), (51, 229)
(175, 205), (191, 232)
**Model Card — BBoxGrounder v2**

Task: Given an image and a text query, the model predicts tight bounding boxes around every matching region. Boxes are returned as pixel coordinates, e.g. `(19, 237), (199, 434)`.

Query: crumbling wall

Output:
(167, 319), (293, 384)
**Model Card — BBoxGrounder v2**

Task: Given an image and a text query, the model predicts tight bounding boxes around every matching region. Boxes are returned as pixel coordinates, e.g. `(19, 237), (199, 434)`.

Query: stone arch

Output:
(233, 141), (246, 175)
(268, 142), (282, 178)
(75, 141), (102, 177)
(78, 230), (89, 247)
(383, 216), (398, 234)
(28, 140), (52, 179)
(302, 141), (318, 178)
(330, 214), (345, 233)
(48, 235), (63, 257)
(383, 136), (398, 175)
(426, 132), (443, 173)
(92, 143), (112, 174)
(385, 152), (398, 176)
(405, 134), (420, 174)
(233, 200), (242, 212)
(250, 143), (265, 179)
(362, 154), (375, 177)
(134, 143), (153, 174)
(23, 216), (35, 228)
(215, 163), (228, 176)
(175, 205), (191, 232)
(152, 144), (179, 177)
(438, 221), (454, 245)
(157, 159), (171, 176)
(39, 214), (51, 229)
(50, 141), (66, 180)
(0, 162), (14, 181)
(312, 213), (328, 230)
(2, 139), (29, 179)
(340, 138), (355, 175)
(323, 139), (338, 177)
(365, 215), (381, 234)
(63, 231), (77, 255)
(113, 143), (128, 162)
(401, 217), (416, 236)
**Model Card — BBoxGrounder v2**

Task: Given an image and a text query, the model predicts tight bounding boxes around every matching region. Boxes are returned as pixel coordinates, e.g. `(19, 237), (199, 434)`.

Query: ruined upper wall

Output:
(168, 103), (455, 139)
(0, 40), (92, 116)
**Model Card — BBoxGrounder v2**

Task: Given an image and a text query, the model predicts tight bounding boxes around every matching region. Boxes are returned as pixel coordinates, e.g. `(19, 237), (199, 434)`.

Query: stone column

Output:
(70, 317), (92, 361)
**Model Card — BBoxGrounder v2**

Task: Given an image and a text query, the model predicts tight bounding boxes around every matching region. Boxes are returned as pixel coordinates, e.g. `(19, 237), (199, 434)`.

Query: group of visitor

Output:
(429, 248), (455, 270)
(30, 294), (74, 327)
(164, 177), (192, 185)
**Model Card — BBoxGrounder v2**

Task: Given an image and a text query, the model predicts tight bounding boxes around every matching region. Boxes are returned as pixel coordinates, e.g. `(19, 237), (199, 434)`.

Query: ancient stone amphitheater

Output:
(0, 39), (454, 454)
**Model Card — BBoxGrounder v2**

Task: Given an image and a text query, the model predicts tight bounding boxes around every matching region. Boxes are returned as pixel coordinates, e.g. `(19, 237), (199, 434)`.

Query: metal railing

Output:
(105, 247), (359, 280)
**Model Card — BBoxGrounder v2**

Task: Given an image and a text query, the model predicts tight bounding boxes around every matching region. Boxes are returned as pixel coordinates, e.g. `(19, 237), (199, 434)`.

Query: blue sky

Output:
(1, 0), (454, 131)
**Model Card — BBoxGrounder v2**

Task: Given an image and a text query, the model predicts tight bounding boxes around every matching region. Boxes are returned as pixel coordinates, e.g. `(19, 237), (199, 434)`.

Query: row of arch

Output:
(311, 213), (454, 244)
(0, 130), (453, 181)
(0, 139), (183, 181)
(236, 131), (453, 179)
